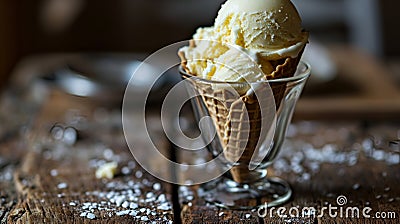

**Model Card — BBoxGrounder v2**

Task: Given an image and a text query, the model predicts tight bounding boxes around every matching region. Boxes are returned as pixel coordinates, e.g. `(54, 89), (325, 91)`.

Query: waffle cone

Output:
(264, 47), (304, 109)
(180, 44), (305, 183)
(194, 82), (273, 183)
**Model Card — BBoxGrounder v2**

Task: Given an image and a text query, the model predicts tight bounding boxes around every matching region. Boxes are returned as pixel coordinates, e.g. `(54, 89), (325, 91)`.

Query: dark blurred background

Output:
(1, 0), (400, 90)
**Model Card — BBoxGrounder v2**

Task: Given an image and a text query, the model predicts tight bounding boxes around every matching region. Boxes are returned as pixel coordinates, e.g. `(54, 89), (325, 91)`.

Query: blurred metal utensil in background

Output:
(43, 54), (174, 107)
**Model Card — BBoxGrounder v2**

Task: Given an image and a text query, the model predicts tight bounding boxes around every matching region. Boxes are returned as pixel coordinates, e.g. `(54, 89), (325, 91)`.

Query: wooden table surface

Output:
(1, 47), (400, 223)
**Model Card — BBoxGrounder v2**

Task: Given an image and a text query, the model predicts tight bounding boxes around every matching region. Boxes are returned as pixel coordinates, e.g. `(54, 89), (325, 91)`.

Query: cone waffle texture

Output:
(180, 45), (304, 183)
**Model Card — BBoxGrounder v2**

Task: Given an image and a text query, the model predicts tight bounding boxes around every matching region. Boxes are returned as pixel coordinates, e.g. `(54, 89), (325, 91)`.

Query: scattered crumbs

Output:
(157, 203), (171, 210)
(121, 166), (130, 175)
(116, 210), (130, 216)
(63, 127), (78, 145)
(352, 183), (360, 190)
(128, 161), (136, 169)
(115, 196), (124, 207)
(372, 150), (385, 161)
(326, 193), (335, 198)
(179, 186), (195, 203)
(103, 149), (114, 160)
(121, 201), (129, 208)
(153, 183), (161, 191)
(270, 123), (399, 182)
(86, 213), (96, 220)
(130, 202), (138, 209)
(219, 212), (224, 216)
(146, 192), (154, 199)
(142, 179), (150, 186)
(365, 201), (370, 206)
(69, 178), (173, 221)
(50, 169), (58, 176)
(298, 173), (310, 182)
(57, 182), (68, 189)
(129, 210), (138, 216)
(135, 170), (143, 179)
(245, 214), (251, 219)
(386, 153), (400, 165)
(158, 194), (166, 202)
(89, 159), (106, 168)
(95, 162), (118, 179)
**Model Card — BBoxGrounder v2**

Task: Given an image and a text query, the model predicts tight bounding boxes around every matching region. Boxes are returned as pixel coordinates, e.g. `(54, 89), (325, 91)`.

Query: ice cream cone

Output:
(266, 49), (304, 109)
(180, 45), (305, 183)
(188, 80), (269, 183)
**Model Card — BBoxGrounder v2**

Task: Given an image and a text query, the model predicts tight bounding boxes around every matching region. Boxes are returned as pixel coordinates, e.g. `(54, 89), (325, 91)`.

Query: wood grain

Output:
(4, 90), (175, 223)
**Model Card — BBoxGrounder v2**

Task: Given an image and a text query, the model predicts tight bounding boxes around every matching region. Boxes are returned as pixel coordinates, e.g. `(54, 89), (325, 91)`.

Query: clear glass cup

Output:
(180, 61), (311, 209)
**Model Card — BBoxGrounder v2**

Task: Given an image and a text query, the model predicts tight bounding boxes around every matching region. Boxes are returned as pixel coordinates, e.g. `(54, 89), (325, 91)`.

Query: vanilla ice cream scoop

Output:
(216, 0), (304, 51)
(179, 0), (308, 82)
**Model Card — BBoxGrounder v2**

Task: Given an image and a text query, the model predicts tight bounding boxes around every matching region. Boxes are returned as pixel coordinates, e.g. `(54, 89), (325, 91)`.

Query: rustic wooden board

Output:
(3, 90), (175, 223)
